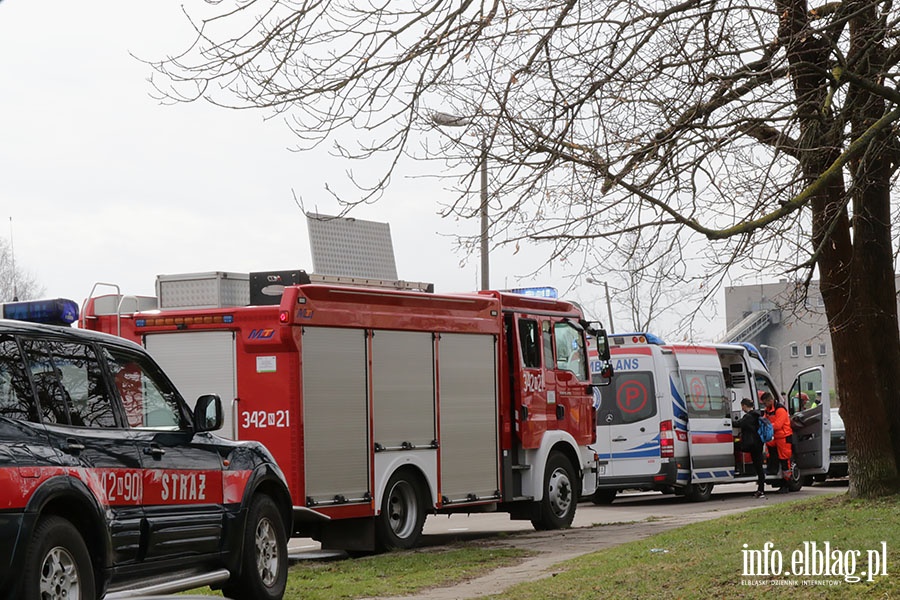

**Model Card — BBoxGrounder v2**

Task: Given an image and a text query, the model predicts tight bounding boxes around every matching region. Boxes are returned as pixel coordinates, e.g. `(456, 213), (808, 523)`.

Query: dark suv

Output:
(0, 300), (292, 600)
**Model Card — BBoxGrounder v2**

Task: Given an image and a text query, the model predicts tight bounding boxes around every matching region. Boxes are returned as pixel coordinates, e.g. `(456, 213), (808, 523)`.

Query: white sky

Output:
(0, 1), (725, 337)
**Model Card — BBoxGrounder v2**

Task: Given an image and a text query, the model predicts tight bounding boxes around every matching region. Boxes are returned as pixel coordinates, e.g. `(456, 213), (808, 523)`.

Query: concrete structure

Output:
(722, 280), (828, 399)
(722, 277), (900, 403)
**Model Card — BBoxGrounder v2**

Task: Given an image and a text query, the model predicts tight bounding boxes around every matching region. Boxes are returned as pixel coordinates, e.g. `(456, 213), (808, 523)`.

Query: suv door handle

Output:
(62, 439), (85, 455)
(143, 444), (166, 459)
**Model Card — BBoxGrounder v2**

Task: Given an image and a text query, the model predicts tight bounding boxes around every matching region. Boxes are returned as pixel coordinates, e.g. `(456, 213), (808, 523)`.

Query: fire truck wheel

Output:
(22, 516), (96, 600)
(376, 469), (426, 550)
(685, 482), (713, 502)
(591, 489), (617, 505)
(223, 494), (288, 600)
(532, 452), (577, 530)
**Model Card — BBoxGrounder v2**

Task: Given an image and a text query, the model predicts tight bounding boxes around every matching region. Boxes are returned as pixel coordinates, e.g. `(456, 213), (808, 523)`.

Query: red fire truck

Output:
(82, 271), (611, 551)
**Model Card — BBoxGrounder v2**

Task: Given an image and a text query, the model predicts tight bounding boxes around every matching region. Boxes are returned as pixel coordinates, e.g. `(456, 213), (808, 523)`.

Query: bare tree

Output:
(154, 0), (900, 497)
(0, 237), (43, 303)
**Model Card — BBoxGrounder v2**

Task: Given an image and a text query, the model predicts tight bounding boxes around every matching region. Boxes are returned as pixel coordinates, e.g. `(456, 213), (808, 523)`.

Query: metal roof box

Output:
(156, 272), (250, 309)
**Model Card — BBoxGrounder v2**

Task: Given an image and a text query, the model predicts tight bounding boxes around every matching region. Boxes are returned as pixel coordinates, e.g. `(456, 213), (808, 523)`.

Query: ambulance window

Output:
(753, 373), (779, 408)
(0, 335), (38, 422)
(554, 322), (588, 380)
(681, 370), (729, 417)
(22, 339), (117, 428)
(596, 371), (657, 425)
(518, 319), (541, 368)
(103, 347), (188, 430)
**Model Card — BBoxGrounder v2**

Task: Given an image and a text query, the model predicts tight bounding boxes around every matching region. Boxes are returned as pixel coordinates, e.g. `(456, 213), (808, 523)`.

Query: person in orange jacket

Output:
(761, 391), (793, 492)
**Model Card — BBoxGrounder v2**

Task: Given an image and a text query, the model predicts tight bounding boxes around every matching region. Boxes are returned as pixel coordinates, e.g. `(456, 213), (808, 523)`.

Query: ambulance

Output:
(591, 333), (830, 502)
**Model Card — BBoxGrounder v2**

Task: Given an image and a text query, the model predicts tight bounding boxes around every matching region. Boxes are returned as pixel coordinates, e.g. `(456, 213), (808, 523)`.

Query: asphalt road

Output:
(407, 479), (846, 549)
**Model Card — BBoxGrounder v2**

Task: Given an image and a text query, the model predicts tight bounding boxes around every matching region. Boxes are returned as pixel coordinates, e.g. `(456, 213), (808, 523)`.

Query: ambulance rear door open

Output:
(671, 347), (735, 484)
(788, 366), (831, 477)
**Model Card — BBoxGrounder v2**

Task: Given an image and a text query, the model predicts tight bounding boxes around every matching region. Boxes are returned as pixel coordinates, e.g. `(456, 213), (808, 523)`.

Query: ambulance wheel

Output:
(786, 461), (803, 492)
(222, 494), (288, 600)
(376, 469), (426, 550)
(685, 482), (713, 502)
(532, 452), (577, 530)
(592, 489), (617, 505)
(22, 516), (96, 600)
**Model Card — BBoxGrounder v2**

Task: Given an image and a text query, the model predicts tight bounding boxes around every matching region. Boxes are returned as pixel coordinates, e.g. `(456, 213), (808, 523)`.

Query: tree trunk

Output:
(789, 0), (900, 497)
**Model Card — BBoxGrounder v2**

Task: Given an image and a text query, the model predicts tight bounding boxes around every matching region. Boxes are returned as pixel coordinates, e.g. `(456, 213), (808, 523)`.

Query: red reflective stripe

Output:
(0, 466), (254, 509)
(611, 347), (652, 356)
(143, 469), (223, 505)
(0, 468), (51, 509)
(667, 345), (719, 355)
(224, 470), (253, 504)
(691, 433), (734, 443)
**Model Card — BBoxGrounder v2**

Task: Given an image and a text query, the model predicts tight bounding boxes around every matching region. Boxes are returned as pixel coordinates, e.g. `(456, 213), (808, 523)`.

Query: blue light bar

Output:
(504, 286), (558, 299)
(2, 298), (79, 326)
(612, 332), (667, 345)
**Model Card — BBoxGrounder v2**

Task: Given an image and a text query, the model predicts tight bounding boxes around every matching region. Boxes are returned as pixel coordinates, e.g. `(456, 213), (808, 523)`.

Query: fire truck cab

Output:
(592, 333), (830, 503)
(82, 272), (612, 551)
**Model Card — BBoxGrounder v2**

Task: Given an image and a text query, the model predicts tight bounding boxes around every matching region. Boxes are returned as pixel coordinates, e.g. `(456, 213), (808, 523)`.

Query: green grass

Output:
(185, 546), (531, 598)
(186, 495), (900, 599)
(488, 494), (900, 599)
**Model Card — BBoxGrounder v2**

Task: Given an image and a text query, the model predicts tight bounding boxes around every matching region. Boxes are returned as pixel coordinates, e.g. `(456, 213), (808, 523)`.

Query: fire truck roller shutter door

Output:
(302, 327), (370, 504)
(372, 330), (436, 450)
(144, 331), (237, 439)
(437, 333), (499, 502)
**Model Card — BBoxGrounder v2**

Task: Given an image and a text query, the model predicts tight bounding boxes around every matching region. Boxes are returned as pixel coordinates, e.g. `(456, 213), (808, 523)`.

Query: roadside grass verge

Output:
(183, 546), (531, 598)
(185, 494), (900, 599)
(488, 494), (900, 599)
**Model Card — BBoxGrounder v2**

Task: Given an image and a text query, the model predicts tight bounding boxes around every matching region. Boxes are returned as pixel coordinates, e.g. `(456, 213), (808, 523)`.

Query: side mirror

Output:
(591, 362), (614, 387)
(194, 394), (224, 433)
(585, 325), (611, 361)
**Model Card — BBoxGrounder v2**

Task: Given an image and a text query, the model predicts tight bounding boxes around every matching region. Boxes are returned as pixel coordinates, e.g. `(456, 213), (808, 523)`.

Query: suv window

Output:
(103, 346), (188, 430)
(0, 335), (38, 422)
(22, 338), (117, 428)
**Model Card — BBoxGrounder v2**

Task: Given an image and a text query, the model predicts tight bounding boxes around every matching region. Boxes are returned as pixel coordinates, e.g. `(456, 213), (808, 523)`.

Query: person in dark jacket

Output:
(738, 397), (766, 498)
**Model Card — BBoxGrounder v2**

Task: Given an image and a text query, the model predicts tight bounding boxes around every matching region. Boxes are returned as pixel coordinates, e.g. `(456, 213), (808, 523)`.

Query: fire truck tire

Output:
(591, 489), (617, 505)
(685, 482), (713, 502)
(223, 494), (288, 600)
(22, 516), (97, 600)
(531, 452), (577, 530)
(376, 469), (426, 550)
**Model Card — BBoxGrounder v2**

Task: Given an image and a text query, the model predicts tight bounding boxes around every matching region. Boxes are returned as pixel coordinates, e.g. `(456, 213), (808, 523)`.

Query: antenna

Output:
(9, 217), (18, 302)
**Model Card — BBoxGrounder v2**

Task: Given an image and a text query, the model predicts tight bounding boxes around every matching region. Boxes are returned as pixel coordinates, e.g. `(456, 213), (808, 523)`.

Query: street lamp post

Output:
(760, 341), (797, 394)
(585, 277), (615, 333)
(432, 111), (490, 290)
(759, 344), (782, 392)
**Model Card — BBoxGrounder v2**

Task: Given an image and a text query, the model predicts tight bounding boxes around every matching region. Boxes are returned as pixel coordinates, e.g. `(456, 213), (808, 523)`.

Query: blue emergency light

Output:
(1, 298), (79, 326)
(505, 286), (558, 299)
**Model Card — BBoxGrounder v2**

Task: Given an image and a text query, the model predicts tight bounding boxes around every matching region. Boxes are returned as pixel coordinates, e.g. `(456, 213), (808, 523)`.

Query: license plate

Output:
(598, 464), (607, 475)
(831, 454), (848, 463)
